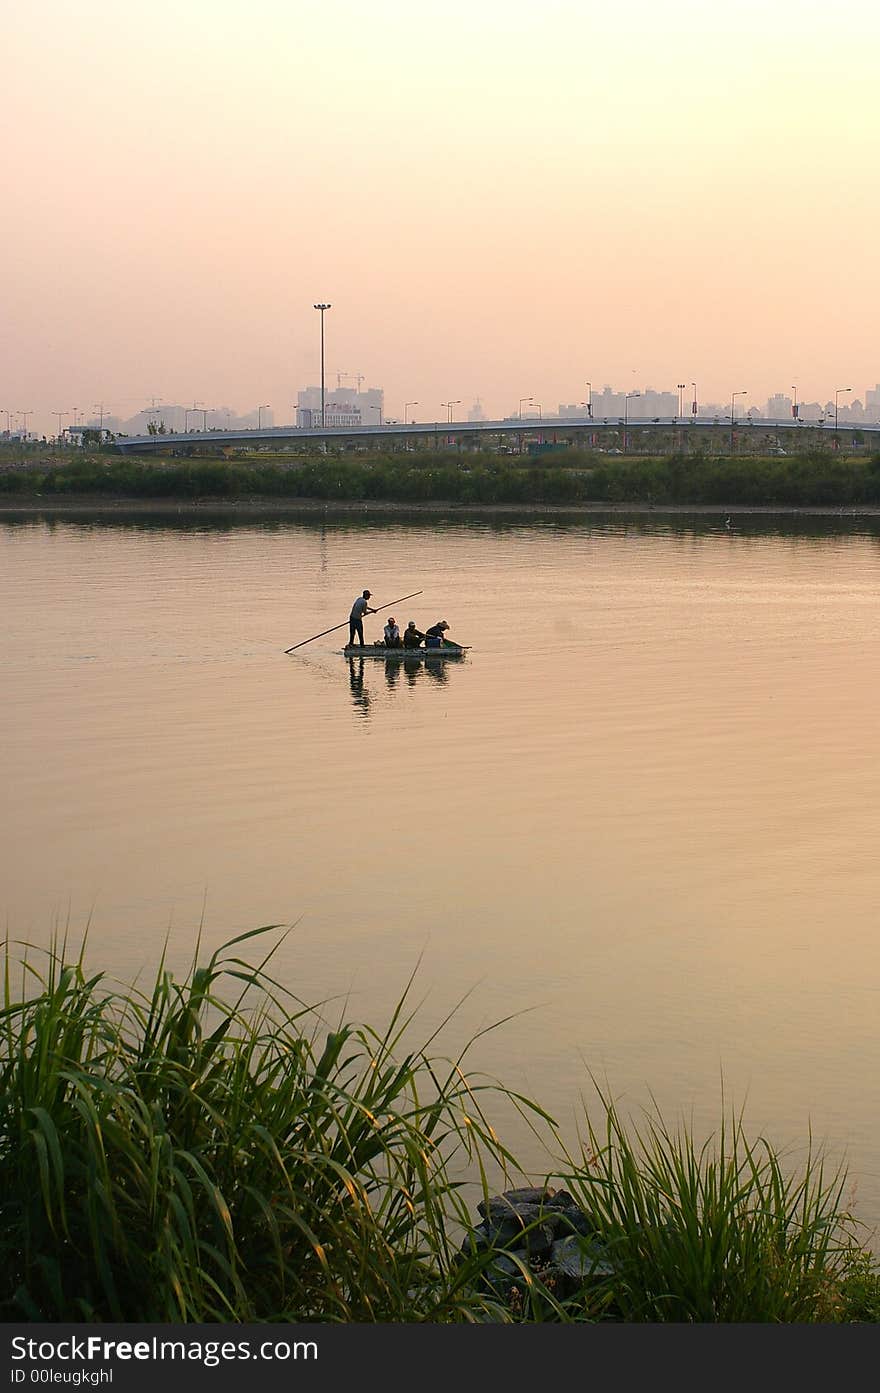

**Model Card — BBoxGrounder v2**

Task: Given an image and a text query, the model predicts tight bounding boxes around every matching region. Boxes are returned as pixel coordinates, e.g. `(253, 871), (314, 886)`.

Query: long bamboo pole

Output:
(284, 591), (424, 653)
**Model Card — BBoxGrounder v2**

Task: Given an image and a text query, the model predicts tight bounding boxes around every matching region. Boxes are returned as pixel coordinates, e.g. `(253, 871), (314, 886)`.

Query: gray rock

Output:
(549, 1235), (616, 1281)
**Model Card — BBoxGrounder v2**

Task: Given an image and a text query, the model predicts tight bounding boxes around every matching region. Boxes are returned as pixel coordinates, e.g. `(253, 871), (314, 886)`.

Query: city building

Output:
(296, 384), (384, 427)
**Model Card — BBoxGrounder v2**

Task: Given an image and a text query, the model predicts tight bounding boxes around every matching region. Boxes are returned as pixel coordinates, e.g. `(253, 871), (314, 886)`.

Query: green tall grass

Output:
(4, 449), (880, 507)
(551, 1083), (864, 1321)
(1, 931), (876, 1322)
(0, 929), (533, 1322)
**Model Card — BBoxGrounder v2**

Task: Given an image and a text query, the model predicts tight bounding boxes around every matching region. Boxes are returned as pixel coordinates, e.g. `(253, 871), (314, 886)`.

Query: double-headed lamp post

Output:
(677, 383), (686, 419)
(443, 400), (461, 424)
(834, 386), (851, 432)
(404, 401), (418, 424)
(313, 303), (331, 427)
(623, 391), (640, 452)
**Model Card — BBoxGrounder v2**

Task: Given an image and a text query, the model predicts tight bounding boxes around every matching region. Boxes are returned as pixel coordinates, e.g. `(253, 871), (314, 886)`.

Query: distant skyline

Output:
(4, 0), (878, 441)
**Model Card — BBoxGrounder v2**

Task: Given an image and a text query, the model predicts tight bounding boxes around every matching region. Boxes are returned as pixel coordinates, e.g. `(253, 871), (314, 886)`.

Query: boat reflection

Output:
(347, 651), (456, 717)
(347, 657), (372, 716)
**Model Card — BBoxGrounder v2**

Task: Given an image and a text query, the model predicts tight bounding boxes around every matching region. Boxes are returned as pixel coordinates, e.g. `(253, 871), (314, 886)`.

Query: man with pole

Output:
(283, 589), (424, 654)
(349, 590), (375, 648)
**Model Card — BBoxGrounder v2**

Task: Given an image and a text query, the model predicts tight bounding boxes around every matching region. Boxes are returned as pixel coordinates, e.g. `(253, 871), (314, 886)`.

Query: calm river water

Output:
(3, 506), (880, 1242)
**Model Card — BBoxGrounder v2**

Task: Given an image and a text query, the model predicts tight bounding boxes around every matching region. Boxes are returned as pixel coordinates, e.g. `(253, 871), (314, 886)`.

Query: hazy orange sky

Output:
(4, 0), (878, 435)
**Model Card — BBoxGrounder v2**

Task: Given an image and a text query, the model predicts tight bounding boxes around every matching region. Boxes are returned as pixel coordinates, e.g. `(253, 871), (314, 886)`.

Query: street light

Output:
(53, 410), (68, 440)
(585, 381), (593, 418)
(532, 403), (542, 419)
(313, 303), (332, 427)
(518, 396), (532, 420)
(442, 400), (461, 424)
(257, 404), (270, 430)
(623, 391), (640, 452)
(404, 401), (418, 424)
(184, 407), (197, 432)
(791, 385), (799, 422)
(730, 390), (747, 451)
(834, 386), (851, 433)
(677, 383), (686, 418)
(691, 382), (698, 418)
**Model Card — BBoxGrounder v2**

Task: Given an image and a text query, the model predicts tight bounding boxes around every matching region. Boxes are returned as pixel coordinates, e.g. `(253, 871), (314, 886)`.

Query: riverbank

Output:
(4, 494), (880, 518)
(4, 448), (880, 511)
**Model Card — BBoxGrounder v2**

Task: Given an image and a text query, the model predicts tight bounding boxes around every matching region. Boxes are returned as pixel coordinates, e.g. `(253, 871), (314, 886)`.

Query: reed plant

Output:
(0, 929), (532, 1322)
(550, 1082), (865, 1322)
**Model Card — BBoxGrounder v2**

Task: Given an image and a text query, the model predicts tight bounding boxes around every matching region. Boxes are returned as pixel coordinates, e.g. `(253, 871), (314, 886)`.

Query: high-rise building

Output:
(296, 385), (383, 427)
(766, 394), (793, 420)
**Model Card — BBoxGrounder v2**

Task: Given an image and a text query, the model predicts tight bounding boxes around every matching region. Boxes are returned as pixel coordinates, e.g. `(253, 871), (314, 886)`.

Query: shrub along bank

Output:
(1, 930), (878, 1323)
(3, 449), (880, 507)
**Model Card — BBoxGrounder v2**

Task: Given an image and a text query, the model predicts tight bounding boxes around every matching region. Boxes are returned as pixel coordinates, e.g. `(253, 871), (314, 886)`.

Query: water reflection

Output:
(5, 505), (880, 544)
(347, 657), (372, 717)
(347, 651), (455, 716)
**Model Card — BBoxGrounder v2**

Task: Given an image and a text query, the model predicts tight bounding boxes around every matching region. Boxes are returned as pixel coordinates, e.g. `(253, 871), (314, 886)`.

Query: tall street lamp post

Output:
(834, 386), (851, 434)
(313, 303), (331, 427)
(691, 382), (698, 419)
(791, 385), (799, 422)
(519, 396), (532, 420)
(585, 381), (592, 418)
(404, 401), (418, 424)
(677, 383), (686, 419)
(730, 390), (747, 451)
(53, 411), (68, 440)
(20, 411), (33, 438)
(624, 391), (640, 453)
(443, 400), (461, 424)
(258, 404), (270, 430)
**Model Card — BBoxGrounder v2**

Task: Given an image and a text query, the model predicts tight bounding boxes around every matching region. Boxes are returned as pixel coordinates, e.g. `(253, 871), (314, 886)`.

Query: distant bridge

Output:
(114, 416), (880, 455)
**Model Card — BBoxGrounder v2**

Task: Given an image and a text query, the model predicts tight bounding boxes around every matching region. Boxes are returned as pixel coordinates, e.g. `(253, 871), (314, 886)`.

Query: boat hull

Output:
(342, 644), (467, 659)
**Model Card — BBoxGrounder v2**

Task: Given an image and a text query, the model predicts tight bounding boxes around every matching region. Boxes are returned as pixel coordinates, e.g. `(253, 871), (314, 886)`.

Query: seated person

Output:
(401, 621), (426, 646)
(403, 620), (425, 649)
(424, 620), (450, 648)
(383, 616), (402, 648)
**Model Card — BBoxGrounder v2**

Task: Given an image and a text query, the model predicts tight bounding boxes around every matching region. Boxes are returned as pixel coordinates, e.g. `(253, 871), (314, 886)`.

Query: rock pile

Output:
(465, 1186), (616, 1300)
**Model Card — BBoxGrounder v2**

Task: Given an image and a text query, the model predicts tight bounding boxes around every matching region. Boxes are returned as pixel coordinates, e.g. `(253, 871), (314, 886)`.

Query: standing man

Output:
(349, 589), (375, 648)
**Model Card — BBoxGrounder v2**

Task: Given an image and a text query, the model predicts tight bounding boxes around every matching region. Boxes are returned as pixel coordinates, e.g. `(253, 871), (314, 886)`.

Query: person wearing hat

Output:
(349, 589), (375, 647)
(403, 620), (426, 650)
(424, 620), (450, 649)
(383, 615), (402, 648)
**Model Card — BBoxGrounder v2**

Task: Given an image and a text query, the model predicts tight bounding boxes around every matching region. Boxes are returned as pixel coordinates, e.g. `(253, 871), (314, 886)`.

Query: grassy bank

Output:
(2, 929), (878, 1323)
(3, 448), (880, 508)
